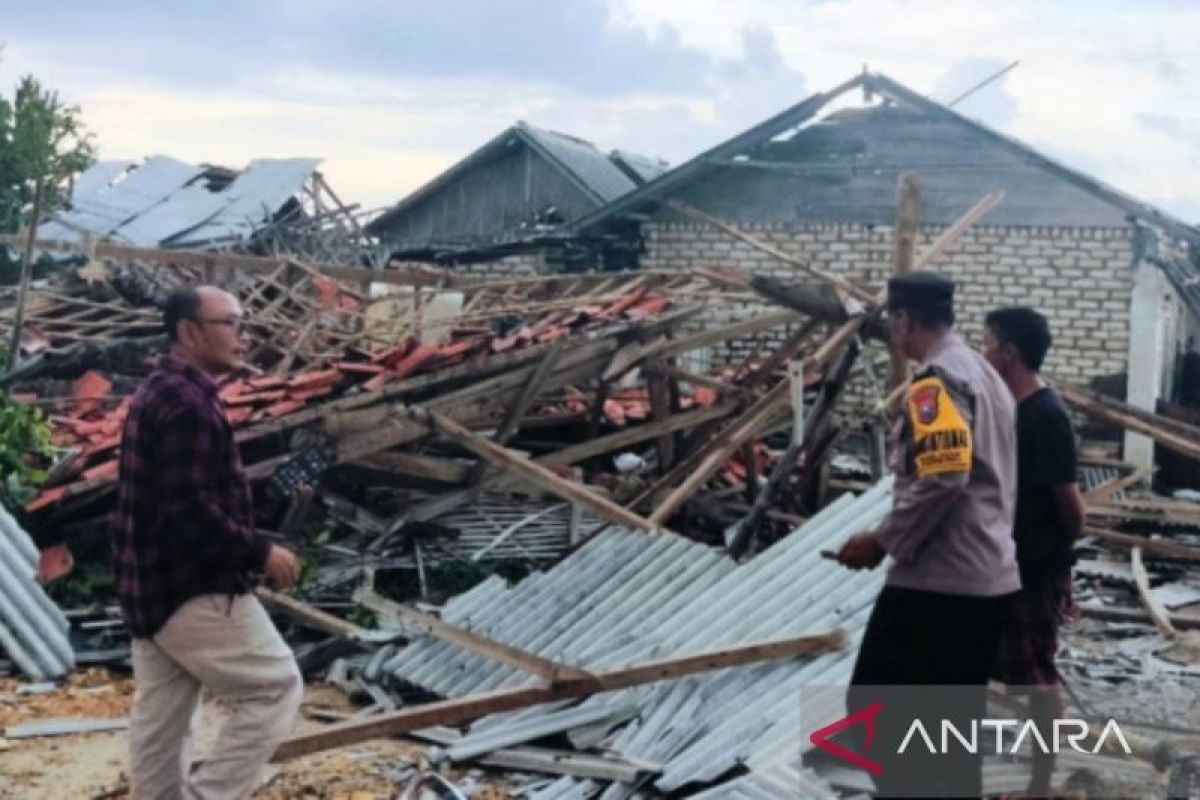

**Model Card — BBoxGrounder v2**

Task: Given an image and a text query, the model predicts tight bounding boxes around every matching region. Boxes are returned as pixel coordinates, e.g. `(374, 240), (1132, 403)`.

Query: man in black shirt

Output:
(982, 306), (1086, 798)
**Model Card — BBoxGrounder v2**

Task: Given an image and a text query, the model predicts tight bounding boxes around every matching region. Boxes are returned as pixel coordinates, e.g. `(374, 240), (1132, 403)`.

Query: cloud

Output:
(1137, 112), (1200, 148)
(931, 56), (1019, 129)
(0, 0), (762, 97)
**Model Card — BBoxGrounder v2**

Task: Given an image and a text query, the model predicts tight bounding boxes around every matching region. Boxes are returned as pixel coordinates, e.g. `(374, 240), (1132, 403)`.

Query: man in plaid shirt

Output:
(111, 285), (302, 799)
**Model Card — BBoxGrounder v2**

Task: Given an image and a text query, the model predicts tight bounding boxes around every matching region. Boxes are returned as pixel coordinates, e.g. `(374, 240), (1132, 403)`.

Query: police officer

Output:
(835, 272), (1021, 798)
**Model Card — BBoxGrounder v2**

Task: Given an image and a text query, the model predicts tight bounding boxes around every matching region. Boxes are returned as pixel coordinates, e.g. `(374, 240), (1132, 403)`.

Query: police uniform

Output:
(847, 273), (1021, 798)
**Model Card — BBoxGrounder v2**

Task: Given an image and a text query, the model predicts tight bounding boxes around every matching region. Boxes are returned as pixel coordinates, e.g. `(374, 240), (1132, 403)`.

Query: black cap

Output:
(886, 271), (955, 315)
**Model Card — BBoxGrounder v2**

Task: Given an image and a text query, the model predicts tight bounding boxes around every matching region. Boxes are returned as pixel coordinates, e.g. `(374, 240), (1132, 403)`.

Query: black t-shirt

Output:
(1013, 387), (1078, 586)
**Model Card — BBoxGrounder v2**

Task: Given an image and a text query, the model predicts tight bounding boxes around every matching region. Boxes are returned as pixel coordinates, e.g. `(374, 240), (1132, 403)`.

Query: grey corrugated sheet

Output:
(39, 156), (318, 250)
(0, 504), (74, 679)
(70, 160), (135, 202)
(522, 126), (637, 204)
(167, 158), (321, 247)
(39, 155), (202, 243)
(384, 479), (894, 795)
(608, 150), (669, 185)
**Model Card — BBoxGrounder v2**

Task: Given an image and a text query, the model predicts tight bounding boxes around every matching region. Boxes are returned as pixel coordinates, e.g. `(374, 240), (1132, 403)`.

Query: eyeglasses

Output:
(191, 317), (246, 333)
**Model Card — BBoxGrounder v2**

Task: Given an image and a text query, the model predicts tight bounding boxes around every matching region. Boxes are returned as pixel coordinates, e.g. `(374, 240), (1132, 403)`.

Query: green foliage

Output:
(0, 71), (96, 283)
(0, 390), (54, 509)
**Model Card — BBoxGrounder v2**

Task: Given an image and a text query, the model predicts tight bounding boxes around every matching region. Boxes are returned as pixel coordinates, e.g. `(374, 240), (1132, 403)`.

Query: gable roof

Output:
(366, 122), (648, 235)
(572, 71), (1199, 248)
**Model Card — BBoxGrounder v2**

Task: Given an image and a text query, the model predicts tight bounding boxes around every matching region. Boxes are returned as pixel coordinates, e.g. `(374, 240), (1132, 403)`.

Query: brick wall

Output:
(643, 222), (1135, 394)
(455, 252), (545, 282)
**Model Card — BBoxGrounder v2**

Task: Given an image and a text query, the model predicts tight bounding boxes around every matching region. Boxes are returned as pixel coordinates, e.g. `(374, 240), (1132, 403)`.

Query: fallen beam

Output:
(353, 586), (592, 682)
(1084, 526), (1200, 562)
(256, 588), (371, 639)
(271, 630), (846, 761)
(408, 406), (665, 533)
(1131, 547), (1178, 638)
(1057, 383), (1200, 463)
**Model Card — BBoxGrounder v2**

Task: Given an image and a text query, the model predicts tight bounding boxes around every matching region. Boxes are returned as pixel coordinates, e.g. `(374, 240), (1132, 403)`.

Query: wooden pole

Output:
(887, 172), (921, 390)
(7, 180), (45, 371)
(271, 630), (847, 761)
(409, 406), (666, 533)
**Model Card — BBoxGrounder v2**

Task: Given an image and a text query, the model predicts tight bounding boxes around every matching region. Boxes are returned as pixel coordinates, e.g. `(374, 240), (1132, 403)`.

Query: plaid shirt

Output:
(110, 356), (270, 638)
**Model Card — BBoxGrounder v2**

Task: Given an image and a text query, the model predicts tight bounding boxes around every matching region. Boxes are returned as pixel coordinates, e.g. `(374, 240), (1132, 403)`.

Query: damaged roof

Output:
(572, 71), (1200, 237)
(39, 156), (322, 249)
(365, 122), (665, 251)
(377, 479), (894, 796)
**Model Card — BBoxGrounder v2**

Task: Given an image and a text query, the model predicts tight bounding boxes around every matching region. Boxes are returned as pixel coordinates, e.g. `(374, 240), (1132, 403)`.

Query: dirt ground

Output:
(0, 673), (504, 799)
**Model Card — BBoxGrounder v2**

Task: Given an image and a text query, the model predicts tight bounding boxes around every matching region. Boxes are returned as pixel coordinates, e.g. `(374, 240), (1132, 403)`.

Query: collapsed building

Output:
(0, 71), (1197, 798)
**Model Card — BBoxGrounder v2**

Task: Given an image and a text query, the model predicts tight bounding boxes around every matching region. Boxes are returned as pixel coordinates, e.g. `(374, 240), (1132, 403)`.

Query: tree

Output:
(0, 73), (97, 281)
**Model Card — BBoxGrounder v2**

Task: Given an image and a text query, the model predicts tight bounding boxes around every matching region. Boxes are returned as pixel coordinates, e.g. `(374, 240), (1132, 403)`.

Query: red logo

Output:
(912, 385), (940, 425)
(809, 701), (884, 777)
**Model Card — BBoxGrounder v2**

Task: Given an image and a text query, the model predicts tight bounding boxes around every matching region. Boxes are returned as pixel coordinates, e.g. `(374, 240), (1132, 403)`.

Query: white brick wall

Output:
(643, 222), (1135, 401)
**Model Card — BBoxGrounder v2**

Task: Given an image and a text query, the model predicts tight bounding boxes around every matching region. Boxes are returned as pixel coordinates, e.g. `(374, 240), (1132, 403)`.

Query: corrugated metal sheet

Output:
(39, 155), (202, 243)
(608, 150), (669, 186)
(521, 126), (637, 205)
(39, 156), (318, 250)
(382, 479), (895, 796)
(70, 160), (135, 203)
(167, 158), (321, 247)
(0, 504), (74, 679)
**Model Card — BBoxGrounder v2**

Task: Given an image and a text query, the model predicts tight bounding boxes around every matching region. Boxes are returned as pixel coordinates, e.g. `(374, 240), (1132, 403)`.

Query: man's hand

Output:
(836, 532), (886, 570)
(263, 544), (301, 589)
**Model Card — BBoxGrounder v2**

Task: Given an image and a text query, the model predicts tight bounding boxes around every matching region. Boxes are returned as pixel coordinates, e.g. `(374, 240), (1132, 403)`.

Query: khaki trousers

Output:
(129, 594), (302, 800)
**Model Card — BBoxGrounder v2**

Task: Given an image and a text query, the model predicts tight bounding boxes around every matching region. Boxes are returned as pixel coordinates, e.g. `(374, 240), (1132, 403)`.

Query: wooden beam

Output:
(353, 586), (592, 682)
(656, 310), (803, 359)
(1058, 383), (1200, 463)
(468, 339), (567, 485)
(647, 362), (676, 472)
(1084, 526), (1200, 562)
(355, 452), (472, 484)
(4, 236), (456, 288)
(537, 401), (737, 467)
(1082, 470), (1149, 503)
(642, 362), (749, 399)
(668, 202), (877, 305)
(270, 630), (847, 761)
(409, 406), (666, 533)
(888, 172), (921, 390)
(913, 191), (1005, 270)
(1131, 547), (1177, 638)
(1079, 604), (1200, 631)
(255, 588), (370, 639)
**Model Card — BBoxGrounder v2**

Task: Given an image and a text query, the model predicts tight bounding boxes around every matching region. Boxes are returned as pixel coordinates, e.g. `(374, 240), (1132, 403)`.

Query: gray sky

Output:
(2, 0), (1197, 221)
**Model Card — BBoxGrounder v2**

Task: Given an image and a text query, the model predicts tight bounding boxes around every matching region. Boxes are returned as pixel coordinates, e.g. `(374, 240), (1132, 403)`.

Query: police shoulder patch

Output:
(907, 374), (972, 478)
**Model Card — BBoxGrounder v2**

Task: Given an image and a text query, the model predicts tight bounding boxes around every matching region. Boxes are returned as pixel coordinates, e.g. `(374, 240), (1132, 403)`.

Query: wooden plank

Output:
(410, 406), (666, 533)
(913, 191), (1005, 269)
(270, 630), (847, 761)
(888, 172), (921, 390)
(6, 236), (456, 288)
(647, 362), (675, 472)
(537, 401), (738, 467)
(353, 586), (592, 682)
(1079, 604), (1200, 631)
(656, 310), (803, 359)
(642, 362), (749, 399)
(1084, 527), (1200, 562)
(1058, 383), (1200, 463)
(355, 452), (472, 484)
(1082, 470), (1148, 503)
(1131, 547), (1177, 638)
(668, 202), (877, 305)
(255, 588), (370, 639)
